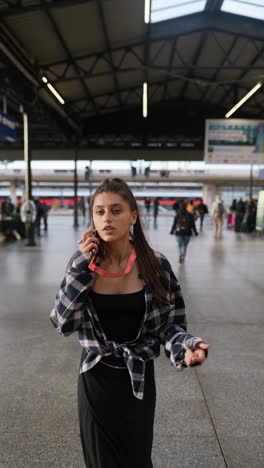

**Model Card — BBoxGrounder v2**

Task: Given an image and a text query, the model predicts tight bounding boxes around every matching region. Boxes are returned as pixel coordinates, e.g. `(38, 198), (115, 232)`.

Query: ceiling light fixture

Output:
(143, 82), (148, 118)
(225, 82), (262, 118)
(42, 76), (65, 105)
(144, 0), (150, 23)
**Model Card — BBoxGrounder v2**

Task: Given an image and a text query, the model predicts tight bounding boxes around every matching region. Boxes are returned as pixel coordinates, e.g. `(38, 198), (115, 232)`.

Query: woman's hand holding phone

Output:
(78, 227), (99, 255)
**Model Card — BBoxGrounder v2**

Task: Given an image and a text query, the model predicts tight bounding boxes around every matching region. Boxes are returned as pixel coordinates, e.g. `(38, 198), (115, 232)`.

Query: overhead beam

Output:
(151, 11), (264, 43)
(0, 23), (81, 133)
(200, 34), (239, 102)
(217, 43), (264, 107)
(68, 76), (264, 107)
(162, 38), (177, 101)
(42, 45), (141, 69)
(50, 62), (264, 86)
(41, 12), (264, 75)
(95, 0), (122, 107)
(180, 31), (208, 99)
(40, 1), (98, 114)
(0, 0), (94, 18)
(205, 0), (225, 11)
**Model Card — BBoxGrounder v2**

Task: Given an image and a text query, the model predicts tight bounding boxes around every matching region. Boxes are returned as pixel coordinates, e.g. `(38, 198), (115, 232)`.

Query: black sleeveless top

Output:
(90, 289), (145, 366)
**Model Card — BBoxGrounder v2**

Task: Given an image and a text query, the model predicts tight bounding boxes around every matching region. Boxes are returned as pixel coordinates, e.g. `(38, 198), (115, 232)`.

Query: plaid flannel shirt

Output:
(50, 250), (204, 400)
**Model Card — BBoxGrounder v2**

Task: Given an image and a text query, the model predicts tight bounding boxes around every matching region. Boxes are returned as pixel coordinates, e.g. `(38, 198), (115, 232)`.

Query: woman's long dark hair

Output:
(90, 178), (169, 305)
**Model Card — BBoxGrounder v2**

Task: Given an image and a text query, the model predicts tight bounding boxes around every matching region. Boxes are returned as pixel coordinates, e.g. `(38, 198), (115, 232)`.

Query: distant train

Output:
(0, 195), (203, 213)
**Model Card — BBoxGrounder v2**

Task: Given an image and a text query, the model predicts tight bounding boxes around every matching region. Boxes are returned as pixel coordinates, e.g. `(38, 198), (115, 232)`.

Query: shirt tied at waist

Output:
(80, 339), (160, 400)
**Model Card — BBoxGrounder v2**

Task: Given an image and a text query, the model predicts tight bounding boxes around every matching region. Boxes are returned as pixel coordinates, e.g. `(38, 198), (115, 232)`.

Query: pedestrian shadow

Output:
(210, 242), (226, 262)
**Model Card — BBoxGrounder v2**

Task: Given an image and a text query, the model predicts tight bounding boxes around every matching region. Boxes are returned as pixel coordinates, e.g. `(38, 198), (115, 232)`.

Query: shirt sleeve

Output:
(160, 263), (204, 370)
(49, 250), (94, 336)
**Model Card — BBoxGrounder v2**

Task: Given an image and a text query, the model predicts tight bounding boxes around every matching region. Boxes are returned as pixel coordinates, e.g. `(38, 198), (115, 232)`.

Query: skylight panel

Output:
(221, 0), (264, 21)
(151, 0), (206, 24)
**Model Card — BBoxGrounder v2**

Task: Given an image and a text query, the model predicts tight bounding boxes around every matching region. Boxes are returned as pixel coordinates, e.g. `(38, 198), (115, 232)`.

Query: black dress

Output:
(78, 290), (156, 468)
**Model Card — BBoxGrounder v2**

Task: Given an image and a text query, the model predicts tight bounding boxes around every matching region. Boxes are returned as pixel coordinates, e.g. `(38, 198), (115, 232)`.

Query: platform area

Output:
(0, 215), (264, 468)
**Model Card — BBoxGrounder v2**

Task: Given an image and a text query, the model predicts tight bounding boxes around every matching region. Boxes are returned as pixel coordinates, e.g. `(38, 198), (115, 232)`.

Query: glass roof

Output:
(221, 0), (264, 21)
(151, 0), (206, 23)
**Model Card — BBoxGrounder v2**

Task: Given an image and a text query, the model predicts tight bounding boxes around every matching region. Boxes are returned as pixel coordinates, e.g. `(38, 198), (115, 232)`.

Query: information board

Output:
(205, 119), (264, 164)
(256, 190), (264, 231)
(0, 112), (16, 142)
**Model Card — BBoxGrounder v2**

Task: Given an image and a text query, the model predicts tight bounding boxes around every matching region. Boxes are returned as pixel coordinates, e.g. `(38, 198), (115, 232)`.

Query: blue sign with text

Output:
(0, 112), (16, 142)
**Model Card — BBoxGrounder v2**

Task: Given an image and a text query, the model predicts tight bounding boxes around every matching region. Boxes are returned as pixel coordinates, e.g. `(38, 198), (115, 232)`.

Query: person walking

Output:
(172, 200), (179, 213)
(186, 199), (195, 215)
(211, 195), (225, 239)
(170, 200), (198, 263)
(246, 197), (257, 232)
(229, 198), (237, 229)
(153, 197), (159, 229)
(79, 196), (87, 223)
(34, 198), (44, 236)
(144, 197), (151, 228)
(197, 199), (208, 231)
(50, 178), (208, 468)
(42, 201), (49, 232)
(234, 198), (245, 232)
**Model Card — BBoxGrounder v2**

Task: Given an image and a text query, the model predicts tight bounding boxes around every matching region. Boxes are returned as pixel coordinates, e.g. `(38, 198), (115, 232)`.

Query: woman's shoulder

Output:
(154, 251), (172, 271)
(66, 249), (92, 272)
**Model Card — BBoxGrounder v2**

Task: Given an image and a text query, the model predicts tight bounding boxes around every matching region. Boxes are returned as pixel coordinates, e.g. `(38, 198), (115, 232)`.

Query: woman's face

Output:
(92, 192), (137, 243)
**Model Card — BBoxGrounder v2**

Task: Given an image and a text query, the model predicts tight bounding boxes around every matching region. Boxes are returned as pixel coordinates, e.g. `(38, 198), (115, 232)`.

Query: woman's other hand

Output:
(184, 342), (209, 366)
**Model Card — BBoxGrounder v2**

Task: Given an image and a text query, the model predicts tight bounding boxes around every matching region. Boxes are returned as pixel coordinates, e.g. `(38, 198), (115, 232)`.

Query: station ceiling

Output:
(0, 0), (264, 160)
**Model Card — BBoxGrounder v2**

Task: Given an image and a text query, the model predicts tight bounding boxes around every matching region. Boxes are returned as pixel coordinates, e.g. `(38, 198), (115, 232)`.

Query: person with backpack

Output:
(153, 197), (159, 229)
(211, 195), (226, 239)
(245, 197), (257, 233)
(235, 198), (246, 232)
(197, 199), (209, 231)
(170, 200), (198, 263)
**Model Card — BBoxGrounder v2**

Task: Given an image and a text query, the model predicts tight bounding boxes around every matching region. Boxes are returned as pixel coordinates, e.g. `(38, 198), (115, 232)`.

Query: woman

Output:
(211, 194), (225, 239)
(50, 178), (209, 468)
(170, 200), (198, 263)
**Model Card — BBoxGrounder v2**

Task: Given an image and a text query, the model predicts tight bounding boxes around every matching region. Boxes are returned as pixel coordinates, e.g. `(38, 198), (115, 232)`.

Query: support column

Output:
(23, 111), (32, 201)
(73, 149), (79, 228)
(9, 181), (17, 206)
(203, 183), (216, 210)
(21, 108), (36, 246)
(249, 163), (253, 198)
(85, 161), (93, 226)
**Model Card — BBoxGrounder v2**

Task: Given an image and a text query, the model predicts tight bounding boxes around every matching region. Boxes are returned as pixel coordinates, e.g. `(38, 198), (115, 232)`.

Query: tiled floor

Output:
(1, 214), (264, 468)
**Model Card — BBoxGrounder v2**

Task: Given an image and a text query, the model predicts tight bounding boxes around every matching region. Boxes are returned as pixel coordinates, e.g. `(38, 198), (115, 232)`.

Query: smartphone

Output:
(90, 218), (98, 255)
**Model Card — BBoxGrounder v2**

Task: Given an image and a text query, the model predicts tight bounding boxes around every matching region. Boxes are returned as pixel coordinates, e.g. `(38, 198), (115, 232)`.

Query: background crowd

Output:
(0, 193), (259, 245)
(0, 197), (49, 242)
